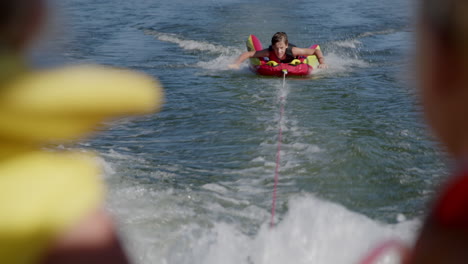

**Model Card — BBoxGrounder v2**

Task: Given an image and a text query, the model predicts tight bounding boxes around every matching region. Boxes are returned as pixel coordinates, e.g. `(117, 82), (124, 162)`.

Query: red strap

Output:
(433, 170), (468, 228)
(359, 240), (408, 264)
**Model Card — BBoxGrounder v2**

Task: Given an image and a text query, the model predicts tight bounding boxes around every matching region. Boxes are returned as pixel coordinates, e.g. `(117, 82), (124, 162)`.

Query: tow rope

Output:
(268, 71), (408, 263)
(270, 69), (288, 228)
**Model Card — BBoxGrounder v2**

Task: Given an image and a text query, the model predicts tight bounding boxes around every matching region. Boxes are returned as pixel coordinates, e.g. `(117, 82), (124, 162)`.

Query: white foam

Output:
(106, 157), (420, 264)
(358, 29), (398, 38)
(334, 39), (362, 49)
(252, 156), (266, 163)
(144, 30), (241, 55)
(289, 143), (322, 154)
(144, 30), (249, 72)
(396, 214), (407, 223)
(323, 52), (369, 74)
(155, 195), (419, 264)
(94, 155), (116, 179)
(196, 55), (240, 70)
(202, 183), (229, 194)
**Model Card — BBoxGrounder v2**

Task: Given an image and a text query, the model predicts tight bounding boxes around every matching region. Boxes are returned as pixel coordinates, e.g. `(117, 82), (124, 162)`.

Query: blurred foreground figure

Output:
(360, 0), (468, 263)
(409, 0), (468, 263)
(0, 1), (163, 264)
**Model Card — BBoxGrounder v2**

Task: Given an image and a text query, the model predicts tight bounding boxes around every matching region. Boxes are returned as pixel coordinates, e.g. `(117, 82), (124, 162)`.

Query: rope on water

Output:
(270, 70), (287, 228)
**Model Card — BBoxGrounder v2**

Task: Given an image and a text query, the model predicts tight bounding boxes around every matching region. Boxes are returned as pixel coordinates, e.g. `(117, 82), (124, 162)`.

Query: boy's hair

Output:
(271, 32), (288, 45)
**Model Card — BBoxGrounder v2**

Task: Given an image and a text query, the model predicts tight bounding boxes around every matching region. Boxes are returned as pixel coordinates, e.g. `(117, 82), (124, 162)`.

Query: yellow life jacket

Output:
(0, 55), (163, 264)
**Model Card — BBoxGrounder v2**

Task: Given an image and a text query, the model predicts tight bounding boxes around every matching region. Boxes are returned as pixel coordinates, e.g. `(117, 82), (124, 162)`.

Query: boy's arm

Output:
(229, 49), (269, 69)
(293, 47), (328, 69)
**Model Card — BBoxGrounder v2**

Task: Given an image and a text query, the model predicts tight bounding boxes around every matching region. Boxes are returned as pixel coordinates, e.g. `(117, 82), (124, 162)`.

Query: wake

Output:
(143, 29), (376, 74)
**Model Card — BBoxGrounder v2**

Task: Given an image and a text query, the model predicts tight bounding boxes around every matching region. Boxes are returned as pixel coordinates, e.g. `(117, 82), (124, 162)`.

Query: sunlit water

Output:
(37, 0), (450, 263)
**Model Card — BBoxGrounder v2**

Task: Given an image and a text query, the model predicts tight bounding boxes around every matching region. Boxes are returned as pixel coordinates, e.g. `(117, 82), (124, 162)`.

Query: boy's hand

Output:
(318, 63), (328, 69)
(228, 64), (240, 70)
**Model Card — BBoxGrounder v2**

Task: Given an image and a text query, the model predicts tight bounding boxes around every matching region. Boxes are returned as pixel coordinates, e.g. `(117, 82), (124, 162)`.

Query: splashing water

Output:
(144, 29), (370, 75)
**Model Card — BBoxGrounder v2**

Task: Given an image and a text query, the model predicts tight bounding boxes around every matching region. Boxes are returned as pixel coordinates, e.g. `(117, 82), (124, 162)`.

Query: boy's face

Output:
(272, 41), (288, 59)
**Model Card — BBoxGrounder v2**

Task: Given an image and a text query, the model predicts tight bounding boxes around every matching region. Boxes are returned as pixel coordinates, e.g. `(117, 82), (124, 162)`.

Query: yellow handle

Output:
(266, 61), (279, 66)
(289, 59), (302, 65)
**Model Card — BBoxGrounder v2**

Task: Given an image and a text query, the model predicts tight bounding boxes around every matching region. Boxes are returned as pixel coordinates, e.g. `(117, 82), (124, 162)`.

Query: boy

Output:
(229, 32), (328, 69)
